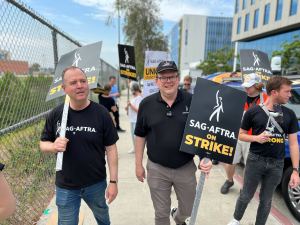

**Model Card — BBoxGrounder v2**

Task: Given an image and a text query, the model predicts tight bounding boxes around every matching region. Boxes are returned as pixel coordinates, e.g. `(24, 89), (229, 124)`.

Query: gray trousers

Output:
(146, 159), (197, 225)
(233, 152), (284, 225)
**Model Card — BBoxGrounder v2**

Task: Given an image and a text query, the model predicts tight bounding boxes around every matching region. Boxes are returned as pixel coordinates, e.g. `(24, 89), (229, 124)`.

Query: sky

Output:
(22, 0), (235, 67)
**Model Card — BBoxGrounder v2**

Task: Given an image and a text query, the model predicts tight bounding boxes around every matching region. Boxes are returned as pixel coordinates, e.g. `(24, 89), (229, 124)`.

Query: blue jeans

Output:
(56, 180), (110, 225)
(233, 152), (284, 225)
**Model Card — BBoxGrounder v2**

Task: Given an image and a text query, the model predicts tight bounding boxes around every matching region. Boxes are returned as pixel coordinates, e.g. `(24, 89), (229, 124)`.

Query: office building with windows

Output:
(168, 14), (233, 76)
(168, 23), (180, 67)
(232, 0), (300, 57)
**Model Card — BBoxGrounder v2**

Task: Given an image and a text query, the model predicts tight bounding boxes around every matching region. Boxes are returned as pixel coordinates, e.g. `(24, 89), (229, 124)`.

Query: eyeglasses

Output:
(184, 83), (191, 86)
(157, 75), (178, 83)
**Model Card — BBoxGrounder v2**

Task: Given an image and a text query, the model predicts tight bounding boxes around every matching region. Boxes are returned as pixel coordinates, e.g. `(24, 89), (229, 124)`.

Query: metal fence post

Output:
(52, 30), (58, 68)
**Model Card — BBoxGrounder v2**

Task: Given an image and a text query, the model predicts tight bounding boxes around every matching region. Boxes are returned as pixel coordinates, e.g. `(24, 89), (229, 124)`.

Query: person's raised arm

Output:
(239, 128), (270, 144)
(39, 137), (69, 153)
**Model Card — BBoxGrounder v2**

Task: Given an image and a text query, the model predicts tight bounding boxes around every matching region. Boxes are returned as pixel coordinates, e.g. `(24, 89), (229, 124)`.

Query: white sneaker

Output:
(128, 149), (135, 154)
(227, 219), (240, 225)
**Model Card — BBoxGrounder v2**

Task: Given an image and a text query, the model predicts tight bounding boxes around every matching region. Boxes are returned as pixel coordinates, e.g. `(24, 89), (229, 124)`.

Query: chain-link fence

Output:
(0, 0), (119, 224)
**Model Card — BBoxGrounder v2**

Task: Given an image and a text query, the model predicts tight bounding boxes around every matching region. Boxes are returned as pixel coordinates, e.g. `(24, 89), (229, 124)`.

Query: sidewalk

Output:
(39, 91), (292, 225)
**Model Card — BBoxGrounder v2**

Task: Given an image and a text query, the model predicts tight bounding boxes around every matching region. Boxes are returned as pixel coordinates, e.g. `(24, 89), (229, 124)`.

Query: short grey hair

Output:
(61, 66), (86, 83)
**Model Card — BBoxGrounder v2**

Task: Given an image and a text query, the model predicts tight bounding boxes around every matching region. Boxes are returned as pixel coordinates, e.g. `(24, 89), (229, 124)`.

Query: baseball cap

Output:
(156, 61), (178, 74)
(242, 73), (262, 88)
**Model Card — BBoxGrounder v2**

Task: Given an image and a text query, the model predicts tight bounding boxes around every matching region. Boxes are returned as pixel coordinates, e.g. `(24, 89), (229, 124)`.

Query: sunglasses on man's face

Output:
(184, 83), (191, 86)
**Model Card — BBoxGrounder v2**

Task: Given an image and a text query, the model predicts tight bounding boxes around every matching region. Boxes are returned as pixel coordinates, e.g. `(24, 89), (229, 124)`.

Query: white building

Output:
(168, 14), (233, 77)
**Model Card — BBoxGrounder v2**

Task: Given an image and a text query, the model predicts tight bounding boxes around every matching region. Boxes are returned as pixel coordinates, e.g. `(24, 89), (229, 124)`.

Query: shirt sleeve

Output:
(134, 100), (148, 137)
(103, 109), (119, 146)
(40, 109), (57, 142)
(112, 85), (119, 94)
(287, 110), (299, 134)
(241, 108), (253, 131)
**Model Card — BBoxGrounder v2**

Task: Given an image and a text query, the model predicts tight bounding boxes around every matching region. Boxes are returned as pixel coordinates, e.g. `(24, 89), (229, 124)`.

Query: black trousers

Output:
(113, 105), (120, 129)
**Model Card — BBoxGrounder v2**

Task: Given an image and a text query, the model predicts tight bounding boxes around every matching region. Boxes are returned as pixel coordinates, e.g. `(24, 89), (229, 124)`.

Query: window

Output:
(276, 0), (283, 21)
(244, 13), (250, 31)
(264, 3), (270, 25)
(238, 29), (300, 64)
(185, 29), (188, 45)
(290, 0), (298, 16)
(243, 0), (247, 9)
(237, 17), (241, 34)
(251, 0), (255, 5)
(235, 0), (239, 13)
(253, 9), (259, 28)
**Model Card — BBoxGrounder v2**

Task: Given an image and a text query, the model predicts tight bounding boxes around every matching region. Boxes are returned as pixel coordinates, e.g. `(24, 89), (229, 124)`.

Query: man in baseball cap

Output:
(242, 73), (262, 88)
(221, 72), (268, 195)
(135, 60), (212, 225)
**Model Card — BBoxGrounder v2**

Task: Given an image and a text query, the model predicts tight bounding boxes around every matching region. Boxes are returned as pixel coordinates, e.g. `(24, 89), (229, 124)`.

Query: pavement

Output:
(38, 91), (298, 225)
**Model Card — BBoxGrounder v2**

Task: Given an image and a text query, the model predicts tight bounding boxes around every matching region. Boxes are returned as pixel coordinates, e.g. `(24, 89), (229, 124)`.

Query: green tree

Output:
(29, 63), (41, 75)
(0, 72), (26, 128)
(115, 0), (168, 78)
(0, 73), (55, 129)
(197, 47), (234, 75)
(272, 36), (300, 75)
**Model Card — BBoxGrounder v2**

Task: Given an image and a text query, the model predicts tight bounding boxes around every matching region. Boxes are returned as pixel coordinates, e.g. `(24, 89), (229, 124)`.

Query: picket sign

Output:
(186, 158), (210, 225)
(55, 95), (70, 171)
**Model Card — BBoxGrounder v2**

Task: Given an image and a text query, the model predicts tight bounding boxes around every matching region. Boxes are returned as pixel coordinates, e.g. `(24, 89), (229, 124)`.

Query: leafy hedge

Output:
(0, 72), (57, 130)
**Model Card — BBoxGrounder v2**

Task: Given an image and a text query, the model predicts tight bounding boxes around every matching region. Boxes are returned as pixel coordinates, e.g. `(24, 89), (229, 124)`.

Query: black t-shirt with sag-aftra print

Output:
(41, 101), (118, 189)
(241, 105), (298, 159)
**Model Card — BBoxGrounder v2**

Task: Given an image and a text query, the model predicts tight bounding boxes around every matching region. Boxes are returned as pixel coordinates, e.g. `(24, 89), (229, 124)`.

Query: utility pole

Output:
(117, 0), (130, 101)
(233, 41), (238, 72)
(117, 0), (121, 94)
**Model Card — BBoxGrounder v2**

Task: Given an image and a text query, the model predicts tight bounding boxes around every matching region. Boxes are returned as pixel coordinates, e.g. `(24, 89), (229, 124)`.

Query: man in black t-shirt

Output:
(135, 61), (212, 225)
(40, 66), (119, 225)
(228, 76), (300, 225)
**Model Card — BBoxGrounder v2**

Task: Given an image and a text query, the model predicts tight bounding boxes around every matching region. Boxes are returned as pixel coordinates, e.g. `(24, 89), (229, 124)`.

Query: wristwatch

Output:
(292, 167), (299, 173)
(110, 180), (117, 184)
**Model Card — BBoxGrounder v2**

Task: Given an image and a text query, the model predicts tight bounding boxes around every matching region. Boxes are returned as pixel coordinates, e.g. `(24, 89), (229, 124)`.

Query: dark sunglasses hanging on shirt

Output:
(273, 104), (284, 124)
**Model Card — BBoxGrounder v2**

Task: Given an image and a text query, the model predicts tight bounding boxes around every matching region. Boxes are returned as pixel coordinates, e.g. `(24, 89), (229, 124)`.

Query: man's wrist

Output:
(135, 162), (143, 167)
(51, 143), (57, 153)
(292, 167), (299, 173)
(252, 135), (258, 142)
